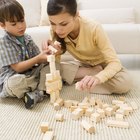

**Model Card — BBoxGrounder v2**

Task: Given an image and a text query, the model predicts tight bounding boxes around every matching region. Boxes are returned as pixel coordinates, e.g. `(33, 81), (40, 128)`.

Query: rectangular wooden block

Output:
(107, 120), (129, 128)
(43, 131), (54, 140)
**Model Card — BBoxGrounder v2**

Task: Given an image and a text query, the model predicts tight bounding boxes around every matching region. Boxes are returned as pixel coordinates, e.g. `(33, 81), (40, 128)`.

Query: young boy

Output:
(0, 0), (54, 109)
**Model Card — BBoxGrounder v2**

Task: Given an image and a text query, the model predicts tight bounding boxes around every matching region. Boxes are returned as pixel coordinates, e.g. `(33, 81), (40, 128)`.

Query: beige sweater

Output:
(53, 17), (122, 83)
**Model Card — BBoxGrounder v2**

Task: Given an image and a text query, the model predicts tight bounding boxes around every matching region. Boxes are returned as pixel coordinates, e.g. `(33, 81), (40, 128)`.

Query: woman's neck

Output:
(69, 17), (80, 39)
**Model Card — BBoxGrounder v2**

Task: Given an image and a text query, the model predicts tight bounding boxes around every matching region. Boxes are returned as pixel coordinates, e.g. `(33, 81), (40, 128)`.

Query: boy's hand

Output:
(76, 76), (101, 91)
(42, 39), (62, 55)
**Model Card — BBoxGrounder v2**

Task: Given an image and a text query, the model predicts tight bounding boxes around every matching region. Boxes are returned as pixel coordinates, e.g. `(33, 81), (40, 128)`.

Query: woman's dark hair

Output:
(0, 0), (24, 24)
(47, 0), (77, 54)
(47, 0), (77, 16)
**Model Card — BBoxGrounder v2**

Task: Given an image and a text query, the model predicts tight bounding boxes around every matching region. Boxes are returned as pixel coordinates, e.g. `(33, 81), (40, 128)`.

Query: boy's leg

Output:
(3, 74), (38, 98)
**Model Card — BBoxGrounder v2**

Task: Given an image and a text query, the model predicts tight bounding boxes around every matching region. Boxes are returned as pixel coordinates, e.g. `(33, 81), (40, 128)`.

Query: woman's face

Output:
(49, 12), (76, 38)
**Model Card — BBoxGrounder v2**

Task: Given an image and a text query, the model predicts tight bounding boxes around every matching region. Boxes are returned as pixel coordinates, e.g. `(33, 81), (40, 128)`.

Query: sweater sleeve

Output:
(93, 23), (122, 83)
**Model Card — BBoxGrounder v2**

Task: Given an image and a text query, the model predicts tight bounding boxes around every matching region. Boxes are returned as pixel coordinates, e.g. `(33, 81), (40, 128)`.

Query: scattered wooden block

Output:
(105, 107), (114, 116)
(54, 103), (61, 111)
(91, 112), (101, 123)
(115, 114), (124, 121)
(40, 122), (49, 133)
(81, 120), (95, 133)
(43, 131), (54, 140)
(55, 113), (64, 122)
(130, 101), (138, 110)
(112, 100), (125, 105)
(106, 120), (129, 128)
(64, 100), (73, 108)
(85, 108), (94, 117)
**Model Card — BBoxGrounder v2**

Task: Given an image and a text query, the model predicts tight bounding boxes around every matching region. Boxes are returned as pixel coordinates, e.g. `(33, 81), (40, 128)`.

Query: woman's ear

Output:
(76, 11), (79, 17)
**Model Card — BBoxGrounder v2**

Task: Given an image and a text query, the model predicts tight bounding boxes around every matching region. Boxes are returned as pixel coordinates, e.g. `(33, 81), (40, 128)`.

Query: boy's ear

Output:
(0, 22), (5, 29)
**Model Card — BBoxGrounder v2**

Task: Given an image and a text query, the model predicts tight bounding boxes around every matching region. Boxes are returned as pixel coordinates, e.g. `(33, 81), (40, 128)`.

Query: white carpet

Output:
(0, 70), (140, 140)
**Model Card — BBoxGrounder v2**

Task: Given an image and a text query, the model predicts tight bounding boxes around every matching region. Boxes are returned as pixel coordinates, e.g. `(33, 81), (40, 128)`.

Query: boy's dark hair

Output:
(47, 0), (77, 16)
(47, 0), (77, 54)
(0, 0), (24, 24)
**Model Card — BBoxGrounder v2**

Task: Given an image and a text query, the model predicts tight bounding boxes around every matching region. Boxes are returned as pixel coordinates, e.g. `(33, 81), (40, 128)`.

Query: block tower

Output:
(45, 46), (62, 103)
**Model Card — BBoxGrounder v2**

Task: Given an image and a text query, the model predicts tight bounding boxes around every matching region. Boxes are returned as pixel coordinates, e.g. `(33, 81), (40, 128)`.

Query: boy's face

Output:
(0, 19), (26, 37)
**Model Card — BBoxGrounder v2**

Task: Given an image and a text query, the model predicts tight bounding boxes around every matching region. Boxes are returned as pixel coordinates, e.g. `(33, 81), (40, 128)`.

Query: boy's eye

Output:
(20, 19), (25, 22)
(11, 23), (16, 26)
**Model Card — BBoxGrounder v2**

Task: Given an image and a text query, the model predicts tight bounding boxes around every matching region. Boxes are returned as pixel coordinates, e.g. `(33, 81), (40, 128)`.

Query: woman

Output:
(44, 0), (132, 94)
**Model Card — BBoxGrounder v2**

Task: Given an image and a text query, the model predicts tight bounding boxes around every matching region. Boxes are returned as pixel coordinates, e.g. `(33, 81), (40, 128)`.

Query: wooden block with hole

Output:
(81, 120), (95, 134)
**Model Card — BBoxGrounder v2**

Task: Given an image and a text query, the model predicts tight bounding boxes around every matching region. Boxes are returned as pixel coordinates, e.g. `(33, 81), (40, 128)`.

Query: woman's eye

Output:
(61, 23), (68, 26)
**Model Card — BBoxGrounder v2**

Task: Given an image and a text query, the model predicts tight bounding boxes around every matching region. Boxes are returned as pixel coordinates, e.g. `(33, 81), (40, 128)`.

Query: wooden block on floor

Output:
(40, 122), (49, 133)
(106, 120), (129, 128)
(55, 113), (64, 122)
(81, 120), (95, 134)
(130, 101), (138, 110)
(43, 131), (54, 140)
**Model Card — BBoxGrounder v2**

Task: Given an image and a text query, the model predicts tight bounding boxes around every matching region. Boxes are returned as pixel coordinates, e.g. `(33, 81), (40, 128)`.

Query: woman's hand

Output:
(76, 75), (101, 91)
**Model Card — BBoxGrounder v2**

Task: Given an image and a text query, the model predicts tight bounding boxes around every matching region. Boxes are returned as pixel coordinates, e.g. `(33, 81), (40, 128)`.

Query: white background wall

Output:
(79, 0), (140, 23)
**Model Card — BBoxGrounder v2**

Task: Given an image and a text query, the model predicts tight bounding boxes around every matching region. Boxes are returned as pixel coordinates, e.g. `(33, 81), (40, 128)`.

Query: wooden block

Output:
(40, 122), (49, 133)
(102, 103), (110, 109)
(50, 92), (57, 103)
(82, 97), (89, 103)
(71, 100), (79, 106)
(71, 110), (82, 120)
(112, 100), (125, 105)
(75, 108), (84, 116)
(54, 103), (61, 111)
(48, 45), (57, 53)
(55, 113), (64, 122)
(75, 82), (81, 91)
(56, 98), (64, 106)
(89, 97), (96, 106)
(119, 96), (125, 101)
(81, 120), (95, 133)
(91, 112), (100, 123)
(85, 108), (94, 117)
(43, 131), (54, 140)
(46, 73), (53, 81)
(105, 107), (114, 116)
(130, 101), (138, 110)
(78, 102), (90, 108)
(115, 114), (124, 121)
(64, 100), (73, 108)
(69, 106), (78, 112)
(106, 120), (129, 128)
(116, 108), (129, 116)
(54, 40), (61, 45)
(47, 55), (55, 62)
(96, 108), (105, 118)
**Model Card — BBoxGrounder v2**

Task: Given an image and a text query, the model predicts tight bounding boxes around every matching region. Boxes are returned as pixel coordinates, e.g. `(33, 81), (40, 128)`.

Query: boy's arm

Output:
(10, 51), (48, 73)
